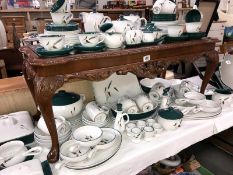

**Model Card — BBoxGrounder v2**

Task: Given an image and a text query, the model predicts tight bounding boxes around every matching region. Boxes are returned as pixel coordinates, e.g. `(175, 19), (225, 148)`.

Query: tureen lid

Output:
(158, 107), (183, 120)
(52, 90), (81, 106)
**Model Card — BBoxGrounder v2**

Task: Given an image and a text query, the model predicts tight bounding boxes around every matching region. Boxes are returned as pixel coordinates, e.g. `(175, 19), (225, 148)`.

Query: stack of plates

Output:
(151, 21), (178, 32)
(152, 14), (176, 21)
(81, 110), (111, 127)
(34, 121), (72, 148)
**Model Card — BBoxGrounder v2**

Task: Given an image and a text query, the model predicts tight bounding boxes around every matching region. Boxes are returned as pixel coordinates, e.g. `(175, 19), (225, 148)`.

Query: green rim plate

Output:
(142, 36), (165, 45)
(164, 34), (189, 43)
(36, 46), (74, 57)
(125, 43), (143, 48)
(184, 32), (206, 40)
(74, 43), (106, 52)
(45, 22), (79, 31)
(51, 0), (65, 13)
(111, 107), (158, 120)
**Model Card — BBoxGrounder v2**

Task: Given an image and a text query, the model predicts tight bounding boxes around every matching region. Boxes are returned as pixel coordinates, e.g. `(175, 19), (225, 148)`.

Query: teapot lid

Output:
(52, 90), (81, 106)
(158, 107), (183, 120)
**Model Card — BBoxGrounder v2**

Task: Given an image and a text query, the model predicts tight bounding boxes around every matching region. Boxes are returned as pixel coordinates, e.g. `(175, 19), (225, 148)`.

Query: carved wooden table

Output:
(20, 39), (219, 163)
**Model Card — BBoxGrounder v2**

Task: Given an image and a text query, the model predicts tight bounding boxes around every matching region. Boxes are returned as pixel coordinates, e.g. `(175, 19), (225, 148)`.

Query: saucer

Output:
(164, 34), (189, 43)
(142, 36), (165, 46)
(74, 43), (106, 52)
(184, 32), (206, 40)
(36, 46), (74, 57)
(125, 43), (142, 48)
(45, 22), (79, 32)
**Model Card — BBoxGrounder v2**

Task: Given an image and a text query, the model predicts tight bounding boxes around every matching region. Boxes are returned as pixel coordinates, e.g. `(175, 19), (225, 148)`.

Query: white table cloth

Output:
(53, 76), (233, 175)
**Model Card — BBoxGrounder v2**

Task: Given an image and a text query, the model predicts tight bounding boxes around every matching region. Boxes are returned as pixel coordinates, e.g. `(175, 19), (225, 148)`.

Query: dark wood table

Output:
(20, 39), (219, 163)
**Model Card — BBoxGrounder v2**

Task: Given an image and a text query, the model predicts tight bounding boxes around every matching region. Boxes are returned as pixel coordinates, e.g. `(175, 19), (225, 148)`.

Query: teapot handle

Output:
(122, 113), (130, 124)
(139, 18), (147, 27)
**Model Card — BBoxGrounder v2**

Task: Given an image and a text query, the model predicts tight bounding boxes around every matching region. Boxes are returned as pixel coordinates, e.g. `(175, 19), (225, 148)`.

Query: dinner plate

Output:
(74, 43), (106, 52)
(36, 46), (74, 57)
(64, 128), (122, 170)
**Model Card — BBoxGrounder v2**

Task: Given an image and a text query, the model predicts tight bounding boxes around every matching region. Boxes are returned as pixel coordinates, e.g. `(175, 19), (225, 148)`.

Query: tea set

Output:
(35, 0), (207, 57)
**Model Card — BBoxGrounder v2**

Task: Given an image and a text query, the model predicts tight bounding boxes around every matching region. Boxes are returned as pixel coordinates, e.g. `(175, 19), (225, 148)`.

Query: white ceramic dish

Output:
(72, 126), (103, 147)
(0, 111), (34, 144)
(167, 25), (184, 37)
(0, 159), (44, 175)
(92, 72), (143, 106)
(186, 22), (202, 33)
(0, 141), (42, 167)
(64, 129), (121, 170)
(157, 117), (182, 131)
(59, 140), (92, 164)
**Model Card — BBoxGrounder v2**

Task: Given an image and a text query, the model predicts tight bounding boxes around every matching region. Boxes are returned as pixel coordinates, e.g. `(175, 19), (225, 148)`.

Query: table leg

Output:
(200, 51), (219, 94)
(34, 76), (64, 163)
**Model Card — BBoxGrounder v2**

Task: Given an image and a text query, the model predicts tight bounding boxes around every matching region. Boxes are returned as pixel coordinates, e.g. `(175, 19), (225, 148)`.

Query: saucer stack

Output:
(34, 121), (72, 148)
(44, 22), (80, 46)
(151, 0), (178, 32)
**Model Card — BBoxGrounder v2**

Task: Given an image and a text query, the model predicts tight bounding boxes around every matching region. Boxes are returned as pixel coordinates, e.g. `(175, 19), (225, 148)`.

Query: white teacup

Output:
(120, 97), (139, 114)
(143, 126), (154, 141)
(168, 25), (184, 37)
(126, 122), (136, 134)
(128, 127), (143, 144)
(125, 30), (143, 45)
(160, 0), (176, 14)
(146, 118), (156, 126)
(37, 115), (67, 135)
(136, 120), (147, 130)
(135, 94), (154, 112)
(186, 22), (202, 33)
(0, 141), (42, 167)
(78, 33), (105, 47)
(152, 123), (163, 135)
(104, 32), (124, 49)
(85, 101), (109, 122)
(38, 35), (65, 51)
(51, 12), (73, 24)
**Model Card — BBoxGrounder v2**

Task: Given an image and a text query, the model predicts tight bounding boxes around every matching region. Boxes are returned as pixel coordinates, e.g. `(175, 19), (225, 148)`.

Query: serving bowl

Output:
(72, 126), (103, 147)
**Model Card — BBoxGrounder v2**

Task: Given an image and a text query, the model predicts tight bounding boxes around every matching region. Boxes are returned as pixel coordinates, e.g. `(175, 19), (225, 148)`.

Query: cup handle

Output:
(80, 94), (86, 102)
(23, 146), (43, 156)
(97, 33), (105, 44)
(64, 13), (73, 24)
(102, 16), (111, 24)
(139, 18), (147, 27)
(122, 113), (130, 124)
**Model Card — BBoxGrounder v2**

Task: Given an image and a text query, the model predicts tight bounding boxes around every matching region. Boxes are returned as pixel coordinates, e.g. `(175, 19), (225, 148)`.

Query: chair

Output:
(192, 0), (223, 88)
(0, 59), (7, 79)
(0, 20), (23, 77)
